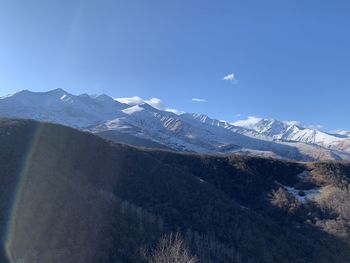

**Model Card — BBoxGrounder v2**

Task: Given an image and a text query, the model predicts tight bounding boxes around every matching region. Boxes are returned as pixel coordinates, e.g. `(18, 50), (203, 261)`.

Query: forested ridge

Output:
(0, 119), (349, 263)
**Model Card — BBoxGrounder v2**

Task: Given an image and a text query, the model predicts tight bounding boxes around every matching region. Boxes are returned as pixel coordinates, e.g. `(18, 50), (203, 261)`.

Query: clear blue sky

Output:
(0, 0), (349, 130)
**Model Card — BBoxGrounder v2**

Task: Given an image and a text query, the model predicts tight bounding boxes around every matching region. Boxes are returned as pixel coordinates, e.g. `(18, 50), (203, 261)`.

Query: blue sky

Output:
(0, 0), (349, 130)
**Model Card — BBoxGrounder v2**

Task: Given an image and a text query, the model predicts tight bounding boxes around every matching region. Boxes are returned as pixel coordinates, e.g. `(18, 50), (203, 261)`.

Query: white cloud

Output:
(231, 116), (262, 128)
(145, 98), (165, 110)
(222, 73), (235, 81)
(145, 98), (185, 115)
(115, 96), (144, 105)
(115, 96), (184, 115)
(166, 108), (185, 115)
(191, 98), (207, 103)
(222, 72), (239, 84)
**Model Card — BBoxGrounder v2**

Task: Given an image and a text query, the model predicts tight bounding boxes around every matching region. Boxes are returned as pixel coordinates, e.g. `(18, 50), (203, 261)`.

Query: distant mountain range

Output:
(1, 88), (350, 161)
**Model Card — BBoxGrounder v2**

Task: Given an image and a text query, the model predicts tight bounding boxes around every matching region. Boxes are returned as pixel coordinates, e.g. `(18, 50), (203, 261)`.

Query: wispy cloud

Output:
(191, 98), (207, 103)
(166, 108), (185, 115)
(222, 73), (238, 84)
(145, 98), (165, 110)
(115, 96), (144, 105)
(222, 73), (235, 81)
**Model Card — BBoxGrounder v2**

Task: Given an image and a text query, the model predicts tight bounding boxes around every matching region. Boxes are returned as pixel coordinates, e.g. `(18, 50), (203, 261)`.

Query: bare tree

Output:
(143, 232), (198, 263)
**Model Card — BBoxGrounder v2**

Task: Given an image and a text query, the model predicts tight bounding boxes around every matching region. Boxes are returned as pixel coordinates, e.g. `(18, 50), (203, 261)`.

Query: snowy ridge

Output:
(233, 118), (348, 149)
(0, 89), (349, 161)
(0, 89), (128, 128)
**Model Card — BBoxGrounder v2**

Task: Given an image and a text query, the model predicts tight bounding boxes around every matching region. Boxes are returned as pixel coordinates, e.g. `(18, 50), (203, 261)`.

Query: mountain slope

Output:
(97, 129), (171, 150)
(93, 103), (307, 160)
(1, 119), (350, 262)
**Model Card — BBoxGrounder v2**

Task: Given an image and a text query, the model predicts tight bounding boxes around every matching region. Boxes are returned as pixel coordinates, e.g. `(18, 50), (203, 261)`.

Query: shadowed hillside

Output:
(0, 118), (350, 263)
(96, 130), (171, 150)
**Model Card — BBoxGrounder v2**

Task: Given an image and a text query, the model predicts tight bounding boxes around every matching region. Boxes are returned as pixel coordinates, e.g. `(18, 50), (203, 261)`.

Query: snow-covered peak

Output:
(138, 102), (159, 112)
(46, 88), (67, 96)
(7, 89), (124, 106)
(0, 89), (127, 128)
(183, 113), (210, 123)
(233, 116), (346, 148)
(182, 113), (229, 128)
(94, 94), (115, 102)
(251, 118), (289, 135)
(233, 117), (295, 139)
(5, 88), (69, 100)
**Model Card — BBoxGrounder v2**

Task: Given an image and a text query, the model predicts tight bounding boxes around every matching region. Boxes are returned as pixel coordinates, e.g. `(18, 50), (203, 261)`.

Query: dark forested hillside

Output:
(0, 118), (350, 263)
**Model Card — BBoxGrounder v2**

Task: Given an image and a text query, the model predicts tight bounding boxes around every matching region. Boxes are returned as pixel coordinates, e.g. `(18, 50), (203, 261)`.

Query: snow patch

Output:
(122, 105), (144, 115)
(0, 93), (15, 99)
(104, 118), (134, 130)
(284, 186), (321, 204)
(60, 94), (74, 103)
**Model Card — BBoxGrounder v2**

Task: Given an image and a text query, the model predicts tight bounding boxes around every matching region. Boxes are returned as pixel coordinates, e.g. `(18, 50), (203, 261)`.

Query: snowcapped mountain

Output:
(0, 89), (127, 127)
(233, 118), (350, 160)
(92, 105), (306, 159)
(0, 89), (349, 161)
(181, 114), (350, 160)
(232, 117), (349, 148)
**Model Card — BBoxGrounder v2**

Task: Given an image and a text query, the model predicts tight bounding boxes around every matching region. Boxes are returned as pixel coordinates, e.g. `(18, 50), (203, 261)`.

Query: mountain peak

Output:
(95, 94), (115, 102)
(79, 93), (91, 98)
(139, 102), (159, 112)
(8, 88), (69, 98)
(14, 89), (32, 95)
(46, 88), (68, 96)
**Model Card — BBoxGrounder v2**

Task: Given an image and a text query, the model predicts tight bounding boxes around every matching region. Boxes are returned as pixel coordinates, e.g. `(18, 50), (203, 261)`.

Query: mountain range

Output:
(1, 88), (350, 161)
